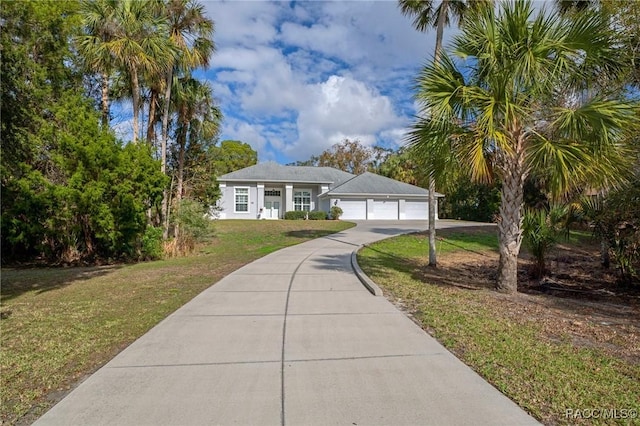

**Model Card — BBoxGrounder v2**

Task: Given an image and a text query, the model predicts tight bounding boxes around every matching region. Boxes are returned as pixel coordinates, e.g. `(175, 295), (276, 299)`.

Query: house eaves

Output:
(321, 172), (443, 198)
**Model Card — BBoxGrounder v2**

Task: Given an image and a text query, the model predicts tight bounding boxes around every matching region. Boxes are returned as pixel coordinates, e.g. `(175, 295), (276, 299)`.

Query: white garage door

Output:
(372, 199), (399, 220)
(405, 200), (428, 220)
(339, 199), (367, 220)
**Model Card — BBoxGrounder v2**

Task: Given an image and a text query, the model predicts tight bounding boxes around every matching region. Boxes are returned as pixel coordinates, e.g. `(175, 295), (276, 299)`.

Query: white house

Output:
(216, 162), (443, 220)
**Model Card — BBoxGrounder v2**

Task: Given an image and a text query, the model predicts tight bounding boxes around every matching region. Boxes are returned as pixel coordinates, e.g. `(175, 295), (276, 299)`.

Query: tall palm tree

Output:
(77, 0), (118, 128)
(159, 0), (214, 238)
(408, 0), (637, 293)
(104, 0), (174, 143)
(398, 0), (489, 267)
(171, 75), (221, 237)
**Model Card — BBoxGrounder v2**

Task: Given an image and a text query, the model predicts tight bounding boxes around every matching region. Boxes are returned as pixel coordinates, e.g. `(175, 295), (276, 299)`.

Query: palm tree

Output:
(104, 0), (174, 143)
(398, 0), (489, 267)
(408, 1), (637, 293)
(170, 75), (221, 237)
(159, 0), (214, 238)
(77, 0), (118, 128)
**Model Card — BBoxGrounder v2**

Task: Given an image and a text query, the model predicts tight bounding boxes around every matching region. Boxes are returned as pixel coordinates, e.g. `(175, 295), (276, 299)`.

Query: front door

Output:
(264, 197), (281, 219)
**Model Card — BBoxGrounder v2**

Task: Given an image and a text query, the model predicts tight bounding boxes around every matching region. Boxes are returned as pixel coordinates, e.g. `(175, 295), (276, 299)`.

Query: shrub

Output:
(522, 204), (568, 278)
(330, 206), (343, 220)
(309, 211), (327, 220)
(284, 210), (327, 220)
(167, 199), (213, 257)
(284, 211), (307, 220)
(140, 226), (163, 260)
(585, 178), (640, 285)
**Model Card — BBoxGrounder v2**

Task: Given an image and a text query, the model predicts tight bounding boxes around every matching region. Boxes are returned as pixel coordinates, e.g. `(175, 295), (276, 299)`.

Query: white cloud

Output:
(221, 118), (268, 155)
(288, 75), (404, 160)
(205, 1), (280, 48)
(202, 0), (453, 164)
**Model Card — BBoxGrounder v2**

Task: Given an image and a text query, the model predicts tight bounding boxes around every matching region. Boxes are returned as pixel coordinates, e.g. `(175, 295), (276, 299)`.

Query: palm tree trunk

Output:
(101, 71), (110, 129)
(496, 148), (526, 293)
(161, 67), (173, 239)
(146, 88), (158, 145)
(426, 1), (449, 267)
(174, 108), (187, 239)
(130, 66), (140, 144)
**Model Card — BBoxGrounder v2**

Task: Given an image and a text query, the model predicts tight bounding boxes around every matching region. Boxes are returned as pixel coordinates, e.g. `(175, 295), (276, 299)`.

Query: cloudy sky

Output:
(198, 0), (444, 164)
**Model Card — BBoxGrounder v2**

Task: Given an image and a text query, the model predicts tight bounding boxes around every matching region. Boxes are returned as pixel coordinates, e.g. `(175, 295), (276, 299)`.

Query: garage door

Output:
(339, 199), (367, 220)
(372, 199), (399, 220)
(405, 200), (428, 220)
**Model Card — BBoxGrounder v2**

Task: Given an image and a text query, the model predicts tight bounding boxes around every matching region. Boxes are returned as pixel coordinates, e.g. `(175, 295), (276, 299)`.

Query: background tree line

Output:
(1, 0), (257, 263)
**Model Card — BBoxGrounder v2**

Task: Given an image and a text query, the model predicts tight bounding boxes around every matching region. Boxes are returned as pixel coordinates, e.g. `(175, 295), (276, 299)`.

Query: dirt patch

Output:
(411, 229), (640, 364)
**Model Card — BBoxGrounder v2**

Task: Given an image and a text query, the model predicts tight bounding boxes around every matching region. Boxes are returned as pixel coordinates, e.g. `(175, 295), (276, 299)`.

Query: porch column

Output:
(218, 183), (226, 219)
(257, 183), (265, 219)
(285, 184), (293, 213)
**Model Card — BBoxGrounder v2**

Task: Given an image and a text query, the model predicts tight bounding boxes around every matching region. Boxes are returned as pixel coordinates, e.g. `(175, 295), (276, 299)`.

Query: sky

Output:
(198, 0), (445, 165)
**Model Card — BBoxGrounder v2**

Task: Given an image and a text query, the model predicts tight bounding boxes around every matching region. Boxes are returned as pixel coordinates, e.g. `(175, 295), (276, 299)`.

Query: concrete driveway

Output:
(35, 220), (538, 426)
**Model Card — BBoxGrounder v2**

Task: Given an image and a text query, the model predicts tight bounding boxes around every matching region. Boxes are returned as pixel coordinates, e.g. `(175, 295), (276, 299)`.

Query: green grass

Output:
(358, 228), (640, 426)
(0, 220), (354, 425)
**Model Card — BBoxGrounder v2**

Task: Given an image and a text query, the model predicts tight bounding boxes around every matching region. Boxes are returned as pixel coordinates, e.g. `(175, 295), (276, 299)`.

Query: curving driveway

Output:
(35, 220), (538, 426)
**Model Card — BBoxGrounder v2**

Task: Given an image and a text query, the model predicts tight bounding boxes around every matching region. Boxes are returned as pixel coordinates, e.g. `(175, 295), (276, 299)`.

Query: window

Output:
(234, 187), (249, 212)
(264, 189), (281, 196)
(294, 190), (311, 211)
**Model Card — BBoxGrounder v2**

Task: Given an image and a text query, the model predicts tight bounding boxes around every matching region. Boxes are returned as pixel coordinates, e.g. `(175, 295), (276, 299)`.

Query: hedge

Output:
(284, 211), (327, 220)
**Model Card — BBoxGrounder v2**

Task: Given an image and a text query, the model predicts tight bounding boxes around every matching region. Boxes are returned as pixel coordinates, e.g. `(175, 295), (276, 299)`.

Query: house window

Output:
(264, 190), (281, 196)
(294, 190), (311, 211)
(234, 187), (249, 213)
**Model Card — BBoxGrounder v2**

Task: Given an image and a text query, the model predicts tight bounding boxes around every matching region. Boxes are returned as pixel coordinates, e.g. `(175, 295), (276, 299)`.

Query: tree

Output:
(159, 0), (215, 237)
(98, 0), (174, 143)
(170, 75), (221, 237)
(316, 139), (373, 174)
(399, 0), (488, 267)
(376, 146), (428, 186)
(211, 140), (258, 175)
(409, 1), (638, 293)
(556, 0), (640, 90)
(76, 0), (117, 128)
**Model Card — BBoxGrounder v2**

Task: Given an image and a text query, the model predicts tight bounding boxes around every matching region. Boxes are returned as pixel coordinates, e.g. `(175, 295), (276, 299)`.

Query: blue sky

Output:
(198, 0), (445, 164)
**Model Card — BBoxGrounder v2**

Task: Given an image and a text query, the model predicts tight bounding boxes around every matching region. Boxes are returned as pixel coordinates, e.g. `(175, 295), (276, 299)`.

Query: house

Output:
(216, 162), (443, 220)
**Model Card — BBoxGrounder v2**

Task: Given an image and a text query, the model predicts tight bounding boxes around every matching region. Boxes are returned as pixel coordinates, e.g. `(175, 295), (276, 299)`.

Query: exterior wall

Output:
(218, 180), (437, 220)
(218, 182), (260, 219)
(218, 182), (328, 219)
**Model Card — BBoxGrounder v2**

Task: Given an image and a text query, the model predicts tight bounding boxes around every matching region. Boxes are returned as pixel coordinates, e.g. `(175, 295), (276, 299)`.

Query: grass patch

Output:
(358, 227), (639, 425)
(0, 219), (353, 425)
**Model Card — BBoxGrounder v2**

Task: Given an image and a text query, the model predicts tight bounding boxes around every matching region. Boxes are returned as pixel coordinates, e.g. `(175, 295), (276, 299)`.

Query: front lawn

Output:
(358, 226), (639, 425)
(0, 219), (354, 425)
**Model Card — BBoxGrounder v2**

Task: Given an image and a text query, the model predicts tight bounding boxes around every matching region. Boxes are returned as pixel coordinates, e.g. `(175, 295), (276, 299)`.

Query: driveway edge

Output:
(350, 247), (383, 296)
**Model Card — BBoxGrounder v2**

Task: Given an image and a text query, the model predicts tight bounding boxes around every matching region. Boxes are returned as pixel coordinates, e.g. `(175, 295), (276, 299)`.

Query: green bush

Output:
(309, 211), (327, 220)
(284, 211), (307, 220)
(522, 204), (568, 278)
(169, 199), (214, 256)
(141, 226), (163, 260)
(284, 210), (326, 220)
(330, 206), (343, 220)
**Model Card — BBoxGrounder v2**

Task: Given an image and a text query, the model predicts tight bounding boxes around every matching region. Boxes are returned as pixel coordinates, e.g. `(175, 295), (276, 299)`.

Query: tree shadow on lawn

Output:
(0, 265), (121, 304)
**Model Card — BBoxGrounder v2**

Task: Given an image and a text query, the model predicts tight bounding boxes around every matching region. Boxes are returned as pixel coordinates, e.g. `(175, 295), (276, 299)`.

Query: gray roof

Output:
(324, 172), (443, 197)
(219, 163), (443, 197)
(218, 162), (355, 186)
